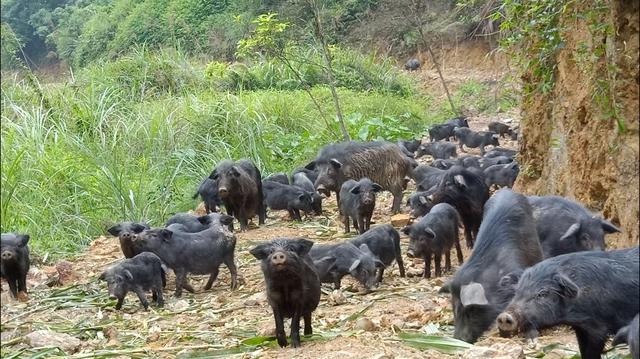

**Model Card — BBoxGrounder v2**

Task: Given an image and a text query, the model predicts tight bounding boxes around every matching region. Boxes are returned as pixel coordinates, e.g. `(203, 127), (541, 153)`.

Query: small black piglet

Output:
(1, 233), (30, 299)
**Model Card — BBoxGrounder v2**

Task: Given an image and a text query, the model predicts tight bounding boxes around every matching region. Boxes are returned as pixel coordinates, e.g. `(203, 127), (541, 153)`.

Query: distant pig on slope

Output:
(306, 141), (412, 213)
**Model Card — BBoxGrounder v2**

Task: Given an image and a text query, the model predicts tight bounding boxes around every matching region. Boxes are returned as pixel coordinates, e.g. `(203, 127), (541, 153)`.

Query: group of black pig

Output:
(1, 115), (638, 357)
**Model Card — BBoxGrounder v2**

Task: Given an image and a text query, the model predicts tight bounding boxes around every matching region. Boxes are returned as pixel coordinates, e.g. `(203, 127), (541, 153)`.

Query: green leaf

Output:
(240, 336), (276, 346)
(398, 332), (473, 354)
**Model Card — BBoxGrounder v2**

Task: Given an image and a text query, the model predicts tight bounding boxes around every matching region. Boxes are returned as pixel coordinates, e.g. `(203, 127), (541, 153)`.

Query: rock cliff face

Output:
(516, 0), (639, 247)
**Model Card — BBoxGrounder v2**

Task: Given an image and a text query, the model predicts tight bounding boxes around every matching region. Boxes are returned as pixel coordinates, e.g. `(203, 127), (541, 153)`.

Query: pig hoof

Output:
(17, 291), (29, 302)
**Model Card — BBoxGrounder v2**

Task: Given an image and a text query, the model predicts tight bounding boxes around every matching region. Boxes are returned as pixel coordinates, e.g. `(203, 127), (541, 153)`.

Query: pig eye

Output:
(536, 289), (549, 298)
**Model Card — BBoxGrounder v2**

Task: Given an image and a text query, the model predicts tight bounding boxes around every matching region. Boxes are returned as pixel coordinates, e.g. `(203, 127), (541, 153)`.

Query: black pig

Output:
(453, 128), (499, 155)
(487, 121), (514, 138)
(613, 314), (639, 359)
(483, 161), (519, 189)
(415, 142), (457, 160)
(309, 242), (382, 290)
(107, 221), (150, 258)
(428, 124), (456, 142)
(339, 178), (382, 234)
(442, 189), (543, 343)
(402, 203), (463, 278)
(527, 195), (621, 257)
(263, 181), (314, 221)
(264, 172), (290, 185)
(349, 224), (405, 283)
(99, 252), (165, 310)
(291, 172), (323, 215)
(497, 247), (639, 359)
(250, 238), (321, 348)
(0, 233), (30, 299)
(192, 178), (222, 213)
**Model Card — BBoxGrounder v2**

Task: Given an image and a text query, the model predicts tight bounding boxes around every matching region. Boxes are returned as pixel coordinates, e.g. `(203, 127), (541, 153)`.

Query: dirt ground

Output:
(1, 113), (633, 359)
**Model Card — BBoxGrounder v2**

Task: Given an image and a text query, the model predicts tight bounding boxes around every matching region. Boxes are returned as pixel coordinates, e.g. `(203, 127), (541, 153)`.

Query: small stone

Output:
(56, 261), (77, 285)
(26, 330), (82, 354)
(257, 322), (276, 337)
(172, 299), (189, 311)
(391, 214), (411, 227)
(244, 292), (266, 306)
(327, 290), (347, 306)
(355, 317), (375, 331)
(392, 319), (405, 330)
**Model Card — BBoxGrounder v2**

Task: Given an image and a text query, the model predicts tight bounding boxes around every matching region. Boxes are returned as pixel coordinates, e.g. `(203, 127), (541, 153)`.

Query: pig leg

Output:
(333, 278), (342, 290)
(343, 215), (350, 233)
(153, 280), (164, 307)
(18, 274), (27, 294)
(303, 312), (313, 336)
(364, 215), (371, 232)
(174, 269), (188, 297)
(396, 254), (406, 278)
(238, 207), (249, 231)
(480, 145), (486, 155)
(444, 249), (452, 273)
(356, 216), (365, 234)
(336, 191), (342, 215)
(454, 238), (464, 265)
(115, 297), (124, 310)
(574, 328), (606, 359)
(376, 267), (385, 284)
(7, 279), (18, 298)
(434, 251), (442, 277)
(204, 267), (220, 290)
(423, 253), (432, 279)
(464, 226), (474, 249)
(391, 188), (403, 214)
(293, 209), (302, 221)
(273, 306), (288, 347)
(224, 256), (238, 290)
(290, 305), (302, 348)
(133, 287), (149, 310)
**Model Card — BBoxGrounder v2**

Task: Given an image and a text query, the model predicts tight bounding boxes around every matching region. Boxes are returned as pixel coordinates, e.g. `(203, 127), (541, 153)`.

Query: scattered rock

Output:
(56, 261), (77, 285)
(171, 299), (189, 311)
(104, 326), (119, 346)
(257, 322), (276, 337)
(327, 290), (347, 306)
(25, 330), (82, 354)
(391, 319), (405, 330)
(390, 214), (411, 227)
(355, 317), (376, 331)
(243, 291), (266, 306)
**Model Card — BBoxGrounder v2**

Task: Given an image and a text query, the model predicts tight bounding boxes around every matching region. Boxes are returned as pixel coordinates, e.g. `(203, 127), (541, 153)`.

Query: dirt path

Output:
(0, 116), (631, 358)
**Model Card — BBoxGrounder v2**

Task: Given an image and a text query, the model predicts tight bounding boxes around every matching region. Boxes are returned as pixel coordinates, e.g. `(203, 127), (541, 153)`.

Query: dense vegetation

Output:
(0, 0), (513, 261)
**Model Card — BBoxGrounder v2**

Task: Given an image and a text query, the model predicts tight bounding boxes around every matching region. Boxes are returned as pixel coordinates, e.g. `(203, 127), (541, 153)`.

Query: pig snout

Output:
(496, 312), (518, 333)
(218, 187), (229, 198)
(271, 251), (287, 269)
(315, 185), (330, 197)
(109, 293), (118, 300)
(121, 233), (132, 240)
(406, 249), (415, 258)
(1, 251), (14, 260)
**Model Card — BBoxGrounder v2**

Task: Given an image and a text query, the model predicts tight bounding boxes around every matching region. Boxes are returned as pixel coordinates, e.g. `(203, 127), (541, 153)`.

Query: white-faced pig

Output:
(349, 224), (405, 283)
(99, 252), (165, 310)
(0, 233), (30, 299)
(306, 141), (412, 213)
(209, 159), (266, 231)
(527, 195), (621, 258)
(497, 247), (639, 359)
(402, 203), (463, 278)
(339, 178), (381, 234)
(250, 238), (321, 348)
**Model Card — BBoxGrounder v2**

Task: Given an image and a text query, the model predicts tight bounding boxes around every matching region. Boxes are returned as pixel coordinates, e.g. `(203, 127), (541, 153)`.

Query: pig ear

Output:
(453, 174), (467, 188)
(350, 185), (361, 195)
(600, 219), (621, 234)
(208, 170), (218, 180)
(249, 243), (270, 260)
(297, 194), (306, 202)
(293, 238), (314, 256)
(553, 273), (579, 298)
(219, 215), (234, 226)
(559, 223), (581, 241)
(131, 223), (146, 233)
(107, 225), (121, 236)
(123, 269), (134, 281)
(329, 158), (343, 169)
(197, 215), (212, 225)
(348, 259), (362, 273)
(17, 234), (30, 246)
(424, 228), (436, 239)
(439, 280), (452, 293)
(418, 196), (428, 205)
(498, 271), (522, 289)
(401, 225), (411, 235)
(374, 259), (385, 268)
(358, 243), (373, 255)
(160, 229), (173, 242)
(372, 183), (383, 192)
(460, 282), (489, 307)
(98, 271), (107, 281)
(304, 161), (316, 170)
